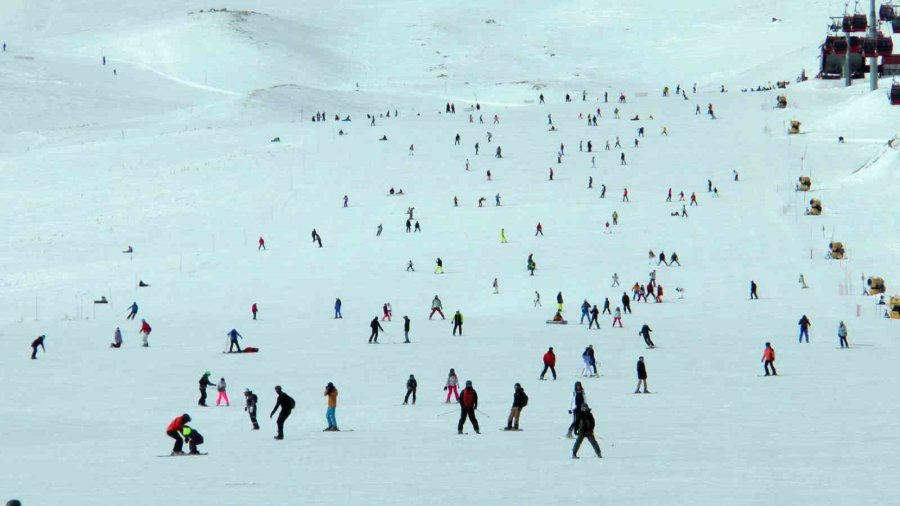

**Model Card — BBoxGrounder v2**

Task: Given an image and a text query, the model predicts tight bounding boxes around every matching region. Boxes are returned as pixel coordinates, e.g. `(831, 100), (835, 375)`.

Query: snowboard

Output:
(546, 320), (569, 325)
(158, 452), (208, 457)
(500, 428), (523, 432)
(223, 348), (260, 354)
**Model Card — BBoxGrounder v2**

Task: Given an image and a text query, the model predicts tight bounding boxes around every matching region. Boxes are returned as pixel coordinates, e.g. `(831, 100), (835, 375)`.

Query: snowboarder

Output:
(166, 413), (191, 455)
(403, 316), (411, 343)
(227, 329), (242, 353)
(139, 319), (152, 347)
(434, 257), (444, 274)
(404, 375), (417, 404)
(504, 383), (528, 430)
(445, 368), (460, 403)
(251, 303), (258, 320)
(430, 295), (445, 319)
(635, 357), (649, 393)
(369, 317), (384, 344)
(323, 382), (338, 431)
(556, 292), (564, 312)
(750, 280), (759, 299)
(798, 315), (811, 343)
(216, 378), (230, 407)
(571, 404), (602, 459)
(198, 371), (213, 406)
(452, 311), (464, 336)
(566, 382), (586, 438)
(110, 327), (123, 348)
(258, 236), (266, 250)
(30, 335), (46, 359)
(334, 298), (343, 318)
(540, 347), (557, 380)
(838, 321), (848, 348)
(126, 301), (138, 319)
(640, 324), (655, 348)
(244, 389), (259, 429)
(762, 343), (777, 376)
(457, 380), (480, 434)
(270, 386), (294, 440)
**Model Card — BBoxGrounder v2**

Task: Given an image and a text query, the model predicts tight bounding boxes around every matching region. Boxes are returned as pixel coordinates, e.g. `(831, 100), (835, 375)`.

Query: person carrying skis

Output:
(838, 321), (849, 348)
(798, 315), (811, 343)
(198, 371), (213, 406)
(457, 380), (480, 434)
(589, 305), (600, 329)
(369, 317), (384, 344)
(323, 382), (338, 431)
(182, 425), (205, 455)
(762, 343), (777, 376)
(126, 301), (138, 319)
(404, 374), (417, 405)
(251, 303), (258, 320)
(635, 356), (649, 393)
(430, 295), (445, 319)
(452, 311), (464, 336)
(445, 369), (460, 403)
(270, 385), (294, 440)
(540, 347), (557, 380)
(505, 383), (528, 431)
(612, 308), (623, 328)
(639, 324), (655, 348)
(566, 382), (586, 438)
(227, 329), (242, 353)
(139, 319), (152, 347)
(334, 298), (342, 319)
(110, 327), (123, 348)
(166, 413), (192, 455)
(216, 378), (230, 406)
(571, 404), (602, 459)
(244, 389), (260, 429)
(30, 335), (46, 359)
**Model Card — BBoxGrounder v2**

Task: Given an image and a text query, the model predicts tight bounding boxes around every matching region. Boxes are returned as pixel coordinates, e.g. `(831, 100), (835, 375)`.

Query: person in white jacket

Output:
(566, 381), (587, 438)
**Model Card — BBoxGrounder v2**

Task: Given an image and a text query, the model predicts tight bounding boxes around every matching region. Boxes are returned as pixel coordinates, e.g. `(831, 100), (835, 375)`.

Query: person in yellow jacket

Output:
(324, 382), (339, 431)
(500, 228), (508, 243)
(452, 311), (464, 336)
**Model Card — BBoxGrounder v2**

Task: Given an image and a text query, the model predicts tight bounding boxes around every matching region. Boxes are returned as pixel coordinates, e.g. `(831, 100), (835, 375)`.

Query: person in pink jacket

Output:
(761, 342), (777, 376)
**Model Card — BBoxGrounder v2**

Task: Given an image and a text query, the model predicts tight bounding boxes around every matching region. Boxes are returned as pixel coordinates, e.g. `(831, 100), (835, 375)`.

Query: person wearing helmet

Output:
(182, 425), (204, 455)
(198, 372), (213, 406)
(166, 413), (192, 455)
(571, 404), (602, 459)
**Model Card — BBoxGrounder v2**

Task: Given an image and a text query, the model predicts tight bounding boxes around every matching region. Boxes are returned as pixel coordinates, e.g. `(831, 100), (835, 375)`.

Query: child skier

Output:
(444, 369), (460, 403)
(216, 377), (230, 406)
(244, 389), (259, 429)
(182, 425), (205, 455)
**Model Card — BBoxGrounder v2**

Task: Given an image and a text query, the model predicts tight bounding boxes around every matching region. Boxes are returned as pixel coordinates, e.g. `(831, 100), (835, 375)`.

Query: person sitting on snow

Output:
(552, 311), (565, 322)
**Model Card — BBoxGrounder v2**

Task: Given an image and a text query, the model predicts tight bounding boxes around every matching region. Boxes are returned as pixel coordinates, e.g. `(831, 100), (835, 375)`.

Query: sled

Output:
(223, 347), (260, 354)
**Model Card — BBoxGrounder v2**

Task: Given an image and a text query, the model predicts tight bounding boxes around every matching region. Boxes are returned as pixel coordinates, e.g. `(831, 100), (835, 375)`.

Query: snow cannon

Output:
(776, 95), (788, 109)
(829, 241), (845, 259)
(797, 176), (812, 191)
(806, 199), (823, 215)
(867, 277), (886, 295)
(889, 296), (900, 319)
(789, 120), (801, 135)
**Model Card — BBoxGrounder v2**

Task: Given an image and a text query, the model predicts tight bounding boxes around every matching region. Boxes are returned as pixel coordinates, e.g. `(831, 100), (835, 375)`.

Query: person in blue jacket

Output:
(580, 300), (590, 324)
(126, 301), (138, 319)
(334, 298), (343, 319)
(227, 329), (243, 352)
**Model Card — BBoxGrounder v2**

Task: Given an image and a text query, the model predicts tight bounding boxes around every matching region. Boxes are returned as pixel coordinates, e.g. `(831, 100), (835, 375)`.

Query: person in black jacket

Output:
(403, 316), (411, 343)
(369, 317), (384, 344)
(30, 335), (46, 359)
(571, 404), (602, 458)
(602, 297), (611, 315)
(403, 374), (417, 405)
(198, 371), (213, 406)
(588, 305), (600, 329)
(504, 383), (528, 430)
(182, 425), (205, 454)
(640, 324), (655, 348)
(270, 385), (294, 440)
(244, 389), (259, 429)
(750, 280), (758, 299)
(635, 356), (649, 393)
(566, 382), (586, 438)
(621, 292), (632, 314)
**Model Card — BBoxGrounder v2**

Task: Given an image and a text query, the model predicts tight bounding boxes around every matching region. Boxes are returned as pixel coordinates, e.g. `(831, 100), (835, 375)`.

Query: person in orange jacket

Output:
(762, 342), (777, 376)
(323, 382), (339, 431)
(166, 413), (191, 455)
(540, 347), (557, 380)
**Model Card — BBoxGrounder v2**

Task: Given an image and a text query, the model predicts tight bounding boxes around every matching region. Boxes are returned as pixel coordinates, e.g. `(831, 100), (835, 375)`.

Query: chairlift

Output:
(876, 35), (894, 54)
(890, 82), (900, 104)
(879, 3), (895, 20)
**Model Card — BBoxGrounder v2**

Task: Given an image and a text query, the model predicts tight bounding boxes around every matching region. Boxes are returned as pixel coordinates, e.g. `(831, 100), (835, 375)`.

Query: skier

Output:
(566, 382), (586, 438)
(635, 356), (649, 393)
(244, 389), (259, 429)
(216, 378), (230, 407)
(270, 385), (295, 440)
(382, 303), (392, 321)
(556, 292), (564, 312)
(611, 273), (619, 287)
(495, 146), (502, 158)
(838, 321), (849, 348)
(670, 252), (681, 266)
(452, 310), (464, 336)
(434, 257), (444, 274)
(457, 380), (480, 434)
(571, 404), (602, 459)
(495, 194), (501, 206)
(798, 315), (811, 343)
(454, 133), (460, 145)
(403, 316), (411, 343)
(198, 371), (213, 406)
(621, 292), (632, 314)
(750, 280), (759, 300)
(251, 303), (258, 320)
(414, 221), (421, 232)
(540, 347), (557, 380)
(430, 295), (445, 319)
(404, 374), (417, 404)
(126, 301), (138, 319)
(690, 192), (698, 206)
(500, 229), (507, 243)
(612, 211), (619, 225)
(762, 343), (777, 376)
(799, 274), (808, 289)
(504, 383), (528, 431)
(622, 188), (629, 202)
(110, 327), (123, 348)
(227, 329), (242, 353)
(445, 368), (460, 403)
(539, 93), (545, 104)
(369, 317), (384, 344)
(535, 222), (543, 236)
(580, 300), (591, 324)
(323, 382), (338, 431)
(343, 195), (349, 207)
(493, 278), (500, 294)
(620, 152), (626, 166)
(406, 260), (415, 272)
(640, 324), (655, 348)
(166, 413), (192, 455)
(534, 291), (542, 307)
(334, 298), (343, 318)
(612, 308), (623, 328)
(30, 335), (46, 359)
(258, 236), (266, 251)
(139, 319), (152, 347)
(549, 167), (554, 180)
(406, 219), (412, 233)
(376, 224), (383, 236)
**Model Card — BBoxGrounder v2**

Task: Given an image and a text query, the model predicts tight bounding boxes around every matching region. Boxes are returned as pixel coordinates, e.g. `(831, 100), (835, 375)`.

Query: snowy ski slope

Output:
(1, 0), (899, 504)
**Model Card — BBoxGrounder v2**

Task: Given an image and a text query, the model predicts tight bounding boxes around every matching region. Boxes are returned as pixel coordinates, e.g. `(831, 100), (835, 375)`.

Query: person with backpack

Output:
(216, 378), (230, 406)
(166, 413), (192, 455)
(244, 389), (259, 429)
(566, 382), (586, 438)
(452, 311), (464, 336)
(323, 382), (339, 431)
(457, 380), (480, 434)
(270, 385), (295, 440)
(369, 317), (384, 344)
(540, 347), (557, 380)
(762, 342), (777, 376)
(635, 356), (649, 393)
(403, 374), (417, 405)
(571, 404), (602, 459)
(504, 383), (528, 430)
(198, 371), (213, 406)
(444, 368), (460, 403)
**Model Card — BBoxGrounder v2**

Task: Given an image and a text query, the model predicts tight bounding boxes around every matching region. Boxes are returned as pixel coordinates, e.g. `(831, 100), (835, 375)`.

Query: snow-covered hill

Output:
(1, 1), (899, 504)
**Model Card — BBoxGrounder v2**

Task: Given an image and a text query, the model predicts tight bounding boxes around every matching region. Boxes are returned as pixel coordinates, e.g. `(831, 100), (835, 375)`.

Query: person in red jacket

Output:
(762, 342), (776, 376)
(457, 380), (480, 434)
(251, 303), (258, 320)
(140, 319), (152, 347)
(166, 413), (191, 455)
(258, 236), (266, 251)
(540, 347), (557, 380)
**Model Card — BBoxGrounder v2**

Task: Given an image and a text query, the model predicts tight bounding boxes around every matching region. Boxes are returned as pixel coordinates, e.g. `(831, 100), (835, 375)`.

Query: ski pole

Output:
(476, 409), (491, 418)
(436, 409), (457, 417)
